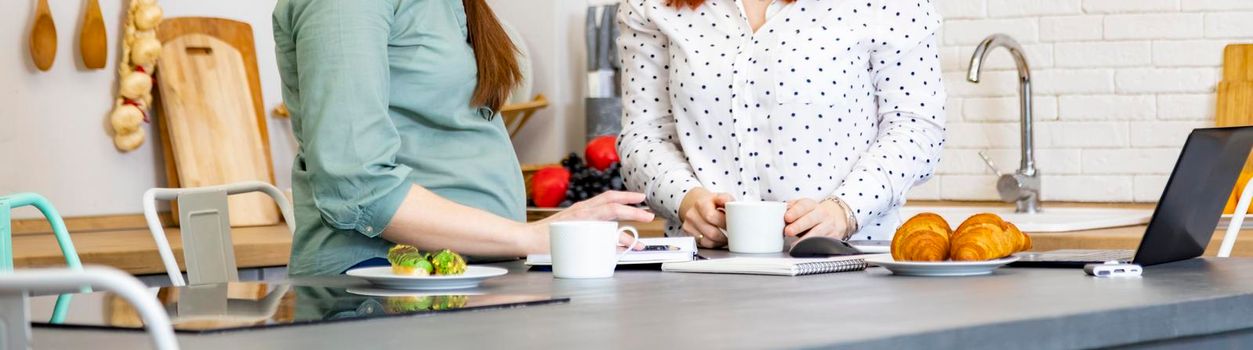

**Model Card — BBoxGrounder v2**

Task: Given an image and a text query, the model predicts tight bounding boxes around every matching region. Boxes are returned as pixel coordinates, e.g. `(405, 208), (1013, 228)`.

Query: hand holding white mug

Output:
(679, 187), (734, 248)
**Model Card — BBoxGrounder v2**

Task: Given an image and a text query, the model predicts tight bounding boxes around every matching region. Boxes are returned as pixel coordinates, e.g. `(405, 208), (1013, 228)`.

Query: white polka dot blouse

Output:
(615, 0), (947, 240)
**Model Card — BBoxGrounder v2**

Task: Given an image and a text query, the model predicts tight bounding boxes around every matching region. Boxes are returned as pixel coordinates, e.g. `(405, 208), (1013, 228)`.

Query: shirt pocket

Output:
(772, 51), (818, 105)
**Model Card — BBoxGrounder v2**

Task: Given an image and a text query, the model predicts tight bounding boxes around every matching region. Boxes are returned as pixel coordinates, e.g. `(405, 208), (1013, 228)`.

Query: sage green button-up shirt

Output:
(274, 0), (526, 276)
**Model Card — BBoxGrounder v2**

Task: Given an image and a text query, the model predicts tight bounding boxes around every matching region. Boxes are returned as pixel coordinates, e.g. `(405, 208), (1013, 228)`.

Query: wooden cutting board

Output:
(155, 18), (278, 227)
(1218, 44), (1253, 214)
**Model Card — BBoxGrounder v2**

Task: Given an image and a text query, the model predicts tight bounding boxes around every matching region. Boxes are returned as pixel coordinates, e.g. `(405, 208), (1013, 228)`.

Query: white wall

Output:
(2, 0), (286, 219)
(911, 0), (1253, 203)
(2, 0), (595, 218)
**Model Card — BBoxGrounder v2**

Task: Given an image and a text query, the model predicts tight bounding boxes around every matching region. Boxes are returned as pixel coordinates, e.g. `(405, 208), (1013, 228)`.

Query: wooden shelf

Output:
(500, 94), (549, 138)
(13, 224), (291, 275)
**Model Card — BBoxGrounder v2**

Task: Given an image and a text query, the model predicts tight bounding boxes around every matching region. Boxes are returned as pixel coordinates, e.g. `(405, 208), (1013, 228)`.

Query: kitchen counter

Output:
(14, 202), (1253, 274)
(9, 217), (661, 275)
(28, 256), (1253, 349)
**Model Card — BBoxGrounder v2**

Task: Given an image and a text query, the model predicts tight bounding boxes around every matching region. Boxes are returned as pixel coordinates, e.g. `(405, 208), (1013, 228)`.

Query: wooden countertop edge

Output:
(14, 201), (1253, 275)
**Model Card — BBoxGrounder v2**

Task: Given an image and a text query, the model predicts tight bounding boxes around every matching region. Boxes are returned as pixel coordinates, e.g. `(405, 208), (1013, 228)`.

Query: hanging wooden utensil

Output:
(29, 0), (57, 71)
(80, 0), (107, 69)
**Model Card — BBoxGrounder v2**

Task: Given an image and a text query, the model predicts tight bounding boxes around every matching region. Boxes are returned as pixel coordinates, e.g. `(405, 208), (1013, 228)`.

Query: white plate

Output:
(899, 206), (1153, 233)
(864, 255), (1020, 277)
(346, 266), (508, 290)
(345, 288), (485, 297)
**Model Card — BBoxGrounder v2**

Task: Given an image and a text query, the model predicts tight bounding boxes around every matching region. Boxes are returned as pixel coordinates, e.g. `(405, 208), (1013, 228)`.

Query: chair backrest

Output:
(0, 266), (179, 350)
(0, 193), (83, 324)
(0, 193), (82, 272)
(143, 181), (294, 286)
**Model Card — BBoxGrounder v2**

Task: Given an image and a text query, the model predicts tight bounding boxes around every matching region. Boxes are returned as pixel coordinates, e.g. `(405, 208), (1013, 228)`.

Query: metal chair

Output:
(0, 193), (83, 324)
(143, 181), (294, 286)
(0, 266), (178, 350)
(1219, 177), (1253, 258)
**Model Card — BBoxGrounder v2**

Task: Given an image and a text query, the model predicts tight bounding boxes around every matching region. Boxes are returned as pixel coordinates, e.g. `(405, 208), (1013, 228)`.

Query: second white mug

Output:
(549, 221), (640, 279)
(724, 201), (787, 253)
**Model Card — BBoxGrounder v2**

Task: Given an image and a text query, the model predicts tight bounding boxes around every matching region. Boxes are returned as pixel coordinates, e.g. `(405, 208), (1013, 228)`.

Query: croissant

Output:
(891, 213), (953, 261)
(950, 213), (1032, 261)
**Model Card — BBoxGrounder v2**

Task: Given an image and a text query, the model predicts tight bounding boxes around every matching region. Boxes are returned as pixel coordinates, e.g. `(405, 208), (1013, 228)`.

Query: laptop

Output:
(1012, 126), (1253, 268)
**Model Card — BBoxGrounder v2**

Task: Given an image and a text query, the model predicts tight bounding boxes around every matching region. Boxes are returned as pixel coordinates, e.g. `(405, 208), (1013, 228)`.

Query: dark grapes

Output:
(561, 153), (583, 170)
(554, 153), (628, 205)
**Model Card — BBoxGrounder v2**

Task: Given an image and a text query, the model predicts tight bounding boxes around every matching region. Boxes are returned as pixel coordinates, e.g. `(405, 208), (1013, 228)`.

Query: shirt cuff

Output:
(650, 170), (701, 222)
(833, 172), (893, 233)
(353, 181), (413, 238)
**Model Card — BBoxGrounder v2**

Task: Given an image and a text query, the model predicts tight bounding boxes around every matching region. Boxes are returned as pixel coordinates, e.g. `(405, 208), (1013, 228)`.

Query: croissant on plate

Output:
(891, 213), (953, 261)
(949, 213), (1032, 261)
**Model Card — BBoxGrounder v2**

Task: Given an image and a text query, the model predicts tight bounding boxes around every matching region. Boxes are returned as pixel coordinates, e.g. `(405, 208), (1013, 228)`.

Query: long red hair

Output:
(670, 0), (796, 8)
(463, 0), (521, 111)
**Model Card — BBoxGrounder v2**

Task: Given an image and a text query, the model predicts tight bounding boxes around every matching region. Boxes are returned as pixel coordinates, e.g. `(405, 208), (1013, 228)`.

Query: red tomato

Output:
(585, 135), (620, 171)
(531, 166), (570, 207)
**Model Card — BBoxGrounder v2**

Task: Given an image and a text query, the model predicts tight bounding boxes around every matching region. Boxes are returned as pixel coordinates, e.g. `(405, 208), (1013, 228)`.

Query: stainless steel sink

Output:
(899, 206), (1153, 233)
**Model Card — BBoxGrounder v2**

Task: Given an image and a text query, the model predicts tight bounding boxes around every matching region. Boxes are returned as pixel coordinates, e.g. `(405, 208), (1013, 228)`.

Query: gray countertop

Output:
(28, 256), (1253, 349)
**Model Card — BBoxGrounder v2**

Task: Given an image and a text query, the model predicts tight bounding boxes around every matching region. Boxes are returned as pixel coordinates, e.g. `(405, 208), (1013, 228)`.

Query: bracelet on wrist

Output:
(823, 196), (858, 240)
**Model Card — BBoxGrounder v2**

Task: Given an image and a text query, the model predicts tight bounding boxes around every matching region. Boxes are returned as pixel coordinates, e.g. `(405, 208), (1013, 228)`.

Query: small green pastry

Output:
(387, 244), (420, 263)
(429, 249), (467, 275)
(387, 245), (433, 276)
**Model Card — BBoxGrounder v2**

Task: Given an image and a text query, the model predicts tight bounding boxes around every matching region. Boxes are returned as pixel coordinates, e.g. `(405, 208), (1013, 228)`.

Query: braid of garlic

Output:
(110, 0), (163, 152)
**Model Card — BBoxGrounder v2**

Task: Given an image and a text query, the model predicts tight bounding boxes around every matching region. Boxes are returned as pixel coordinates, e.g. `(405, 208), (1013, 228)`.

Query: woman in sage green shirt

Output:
(273, 0), (652, 276)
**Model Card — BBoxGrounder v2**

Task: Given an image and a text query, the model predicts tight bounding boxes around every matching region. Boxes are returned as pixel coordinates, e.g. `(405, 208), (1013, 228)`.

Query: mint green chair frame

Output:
(1, 193), (84, 324)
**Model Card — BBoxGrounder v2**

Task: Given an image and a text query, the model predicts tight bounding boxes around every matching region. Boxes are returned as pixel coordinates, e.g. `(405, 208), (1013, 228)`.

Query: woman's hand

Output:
(679, 187), (734, 248)
(524, 191), (655, 253)
(783, 198), (854, 240)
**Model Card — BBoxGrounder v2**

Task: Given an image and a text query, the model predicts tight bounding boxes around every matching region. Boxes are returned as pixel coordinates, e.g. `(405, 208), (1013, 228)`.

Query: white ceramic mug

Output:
(549, 221), (640, 279)
(724, 201), (788, 253)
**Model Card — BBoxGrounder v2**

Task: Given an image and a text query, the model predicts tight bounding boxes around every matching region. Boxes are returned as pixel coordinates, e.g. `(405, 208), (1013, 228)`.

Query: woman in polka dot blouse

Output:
(616, 0), (946, 246)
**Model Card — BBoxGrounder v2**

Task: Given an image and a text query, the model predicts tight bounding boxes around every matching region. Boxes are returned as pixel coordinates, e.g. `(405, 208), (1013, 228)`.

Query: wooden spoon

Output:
(29, 0), (56, 71)
(80, 0), (107, 69)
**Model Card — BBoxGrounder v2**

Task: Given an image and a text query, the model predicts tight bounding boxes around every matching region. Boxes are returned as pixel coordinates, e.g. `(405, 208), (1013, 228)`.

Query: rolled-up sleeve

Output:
(835, 1), (946, 228)
(616, 1), (702, 222)
(282, 0), (410, 237)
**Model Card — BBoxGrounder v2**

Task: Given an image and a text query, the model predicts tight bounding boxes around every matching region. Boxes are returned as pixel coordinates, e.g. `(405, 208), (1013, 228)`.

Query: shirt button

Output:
(478, 106), (496, 121)
(365, 226), (374, 233)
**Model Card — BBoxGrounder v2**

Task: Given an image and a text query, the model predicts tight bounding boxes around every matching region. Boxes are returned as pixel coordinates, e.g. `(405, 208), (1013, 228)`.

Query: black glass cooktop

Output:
(30, 282), (566, 334)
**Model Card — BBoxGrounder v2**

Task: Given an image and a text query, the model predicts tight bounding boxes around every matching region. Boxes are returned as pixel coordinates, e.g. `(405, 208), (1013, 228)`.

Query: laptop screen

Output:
(1134, 126), (1253, 266)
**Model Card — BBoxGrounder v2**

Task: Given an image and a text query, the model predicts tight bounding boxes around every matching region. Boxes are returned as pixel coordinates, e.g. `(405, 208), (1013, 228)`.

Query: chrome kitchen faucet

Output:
(968, 34), (1041, 214)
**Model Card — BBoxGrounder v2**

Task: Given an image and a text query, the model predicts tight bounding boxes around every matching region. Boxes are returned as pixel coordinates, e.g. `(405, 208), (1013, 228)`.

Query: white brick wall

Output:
(920, 1), (1251, 203)
(1040, 16), (1102, 42)
(1054, 41), (1151, 67)
(1082, 0), (1177, 14)
(1206, 13), (1253, 38)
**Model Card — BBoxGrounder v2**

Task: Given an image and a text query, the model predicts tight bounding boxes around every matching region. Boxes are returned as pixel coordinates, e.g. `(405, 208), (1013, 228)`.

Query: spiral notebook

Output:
(660, 254), (887, 276)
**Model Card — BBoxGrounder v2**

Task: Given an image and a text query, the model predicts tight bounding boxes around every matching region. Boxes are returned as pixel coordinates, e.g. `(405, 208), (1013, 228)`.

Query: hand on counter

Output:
(679, 187), (733, 248)
(525, 191), (654, 253)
